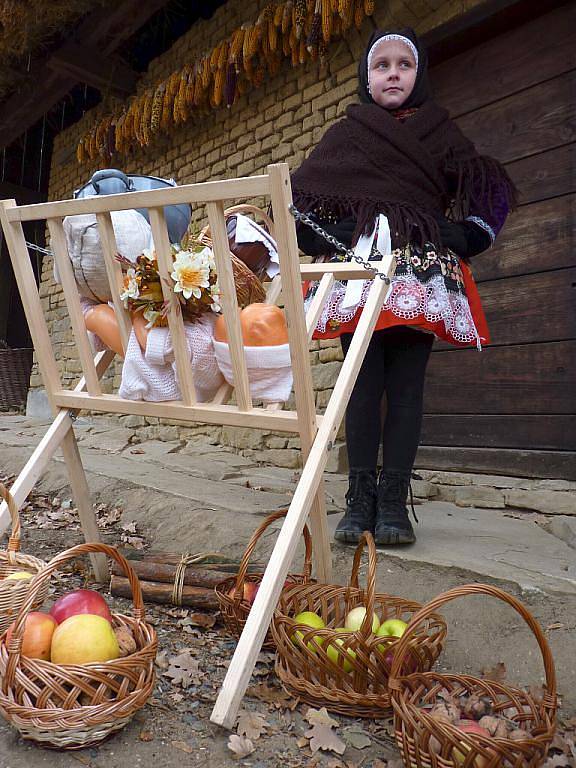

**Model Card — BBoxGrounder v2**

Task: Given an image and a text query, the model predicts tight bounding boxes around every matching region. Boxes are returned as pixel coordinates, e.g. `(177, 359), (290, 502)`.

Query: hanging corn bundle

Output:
(76, 137), (86, 164)
(213, 65), (226, 107)
(268, 18), (278, 53)
(274, 2), (285, 27)
(282, 1), (293, 34)
(321, 0), (333, 44)
(173, 66), (189, 124)
(354, 0), (365, 29)
(140, 90), (153, 146)
(339, 0), (354, 31)
(151, 84), (165, 134)
(306, 1), (321, 52)
(364, 0), (375, 14)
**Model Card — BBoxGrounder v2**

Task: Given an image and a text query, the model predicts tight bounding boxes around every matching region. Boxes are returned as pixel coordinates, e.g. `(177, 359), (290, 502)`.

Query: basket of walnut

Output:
(388, 584), (557, 768)
(0, 542), (158, 749)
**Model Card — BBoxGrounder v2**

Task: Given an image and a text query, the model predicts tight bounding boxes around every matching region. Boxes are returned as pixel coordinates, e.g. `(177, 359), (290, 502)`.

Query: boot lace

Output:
(378, 472), (419, 524)
(345, 473), (377, 522)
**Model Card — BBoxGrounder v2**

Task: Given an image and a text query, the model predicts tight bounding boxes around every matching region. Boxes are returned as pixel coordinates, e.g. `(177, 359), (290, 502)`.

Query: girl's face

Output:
(368, 39), (417, 109)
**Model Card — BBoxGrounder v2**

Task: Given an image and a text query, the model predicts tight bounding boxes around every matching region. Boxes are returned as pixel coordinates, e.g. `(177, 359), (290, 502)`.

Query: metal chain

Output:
(289, 204), (392, 283)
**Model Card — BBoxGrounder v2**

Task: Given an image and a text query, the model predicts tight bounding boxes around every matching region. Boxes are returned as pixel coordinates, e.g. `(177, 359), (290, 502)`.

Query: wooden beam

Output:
(48, 42), (137, 97)
(0, 181), (45, 205)
(0, 0), (172, 149)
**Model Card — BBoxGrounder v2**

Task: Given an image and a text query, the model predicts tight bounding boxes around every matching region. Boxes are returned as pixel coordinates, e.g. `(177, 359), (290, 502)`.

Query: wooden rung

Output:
(47, 218), (101, 396)
(148, 208), (197, 406)
(306, 273), (334, 342)
(206, 201), (252, 411)
(95, 212), (133, 354)
(8, 175), (271, 223)
(265, 274), (282, 305)
(300, 262), (380, 280)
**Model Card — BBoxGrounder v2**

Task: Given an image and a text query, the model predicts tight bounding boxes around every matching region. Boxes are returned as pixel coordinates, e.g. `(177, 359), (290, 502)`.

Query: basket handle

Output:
(230, 509), (313, 606)
(0, 482), (21, 557)
(345, 531), (377, 639)
(3, 542), (147, 690)
(387, 583), (557, 712)
(198, 204), (275, 244)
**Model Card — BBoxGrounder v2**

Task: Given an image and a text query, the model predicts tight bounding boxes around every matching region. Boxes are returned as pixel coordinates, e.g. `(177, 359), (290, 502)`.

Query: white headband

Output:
(367, 34), (419, 95)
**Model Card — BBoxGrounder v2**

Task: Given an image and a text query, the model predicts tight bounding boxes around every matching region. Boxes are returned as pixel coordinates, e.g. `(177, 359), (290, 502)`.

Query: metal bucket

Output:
(74, 169), (191, 244)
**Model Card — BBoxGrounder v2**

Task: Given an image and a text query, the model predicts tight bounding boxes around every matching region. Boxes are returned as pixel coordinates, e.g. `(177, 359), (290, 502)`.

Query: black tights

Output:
(340, 326), (434, 475)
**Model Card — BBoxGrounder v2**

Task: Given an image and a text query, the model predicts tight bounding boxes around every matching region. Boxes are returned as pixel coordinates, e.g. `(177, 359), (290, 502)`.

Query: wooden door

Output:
(419, 2), (576, 479)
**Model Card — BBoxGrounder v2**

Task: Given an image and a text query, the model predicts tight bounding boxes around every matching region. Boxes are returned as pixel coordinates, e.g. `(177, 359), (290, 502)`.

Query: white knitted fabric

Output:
(119, 314), (224, 402)
(213, 341), (293, 403)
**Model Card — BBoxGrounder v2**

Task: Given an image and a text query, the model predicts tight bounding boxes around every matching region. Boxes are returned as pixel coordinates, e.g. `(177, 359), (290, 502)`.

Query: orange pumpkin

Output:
(214, 303), (288, 346)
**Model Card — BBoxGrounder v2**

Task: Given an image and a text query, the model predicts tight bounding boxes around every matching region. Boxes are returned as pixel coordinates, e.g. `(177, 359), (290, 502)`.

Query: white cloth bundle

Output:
(57, 210), (152, 303)
(213, 341), (293, 403)
(119, 315), (224, 403)
(233, 213), (280, 278)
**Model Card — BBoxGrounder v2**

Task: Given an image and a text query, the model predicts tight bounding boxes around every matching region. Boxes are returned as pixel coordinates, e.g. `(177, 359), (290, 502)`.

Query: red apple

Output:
(453, 721), (492, 767)
(49, 589), (113, 625)
(383, 648), (418, 675)
(6, 612), (57, 661)
(228, 581), (259, 605)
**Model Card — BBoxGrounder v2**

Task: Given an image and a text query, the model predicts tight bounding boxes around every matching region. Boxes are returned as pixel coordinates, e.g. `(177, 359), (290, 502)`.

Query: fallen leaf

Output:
(246, 682), (299, 709)
(171, 740), (194, 753)
(163, 651), (202, 688)
(237, 710), (269, 740)
(305, 707), (339, 728)
(546, 623), (566, 631)
(542, 755), (573, 767)
(139, 730), (154, 742)
(227, 733), (255, 758)
(305, 724), (346, 755)
(480, 662), (506, 681)
(179, 613), (216, 630)
(155, 650), (170, 670)
(296, 736), (309, 748)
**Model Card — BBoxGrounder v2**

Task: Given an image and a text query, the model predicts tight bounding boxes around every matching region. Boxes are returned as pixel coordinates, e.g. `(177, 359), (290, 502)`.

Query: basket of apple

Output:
(388, 584), (557, 768)
(215, 509), (315, 649)
(271, 532), (447, 718)
(0, 542), (158, 749)
(0, 482), (48, 634)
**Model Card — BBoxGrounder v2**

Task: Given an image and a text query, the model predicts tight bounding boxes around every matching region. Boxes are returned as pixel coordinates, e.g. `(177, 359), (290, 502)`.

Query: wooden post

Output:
(267, 164), (331, 584)
(95, 212), (133, 354)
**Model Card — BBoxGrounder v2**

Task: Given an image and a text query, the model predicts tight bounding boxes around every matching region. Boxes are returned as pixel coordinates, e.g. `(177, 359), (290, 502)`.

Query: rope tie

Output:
(170, 551), (222, 606)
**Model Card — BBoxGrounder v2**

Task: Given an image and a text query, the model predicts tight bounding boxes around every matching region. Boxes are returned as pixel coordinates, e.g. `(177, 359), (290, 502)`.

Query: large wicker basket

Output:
(0, 542), (158, 749)
(0, 482), (48, 634)
(0, 348), (33, 409)
(388, 584), (557, 768)
(215, 509), (314, 649)
(272, 532), (447, 718)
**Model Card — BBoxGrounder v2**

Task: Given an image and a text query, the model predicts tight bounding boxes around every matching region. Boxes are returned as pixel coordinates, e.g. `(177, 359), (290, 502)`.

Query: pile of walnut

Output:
(424, 689), (532, 752)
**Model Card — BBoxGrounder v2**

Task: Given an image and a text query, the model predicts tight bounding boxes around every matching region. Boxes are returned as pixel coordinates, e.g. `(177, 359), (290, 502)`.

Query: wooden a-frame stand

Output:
(0, 163), (394, 728)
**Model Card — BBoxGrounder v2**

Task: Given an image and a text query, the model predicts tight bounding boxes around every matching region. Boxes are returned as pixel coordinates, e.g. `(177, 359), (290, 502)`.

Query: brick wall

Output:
(34, 0), (486, 468)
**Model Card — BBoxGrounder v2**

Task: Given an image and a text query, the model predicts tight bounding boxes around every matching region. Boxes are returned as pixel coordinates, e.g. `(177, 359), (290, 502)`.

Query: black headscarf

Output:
(357, 27), (431, 110)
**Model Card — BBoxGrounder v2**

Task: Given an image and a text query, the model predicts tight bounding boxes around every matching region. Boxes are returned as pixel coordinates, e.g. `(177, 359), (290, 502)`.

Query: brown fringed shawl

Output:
(291, 100), (517, 249)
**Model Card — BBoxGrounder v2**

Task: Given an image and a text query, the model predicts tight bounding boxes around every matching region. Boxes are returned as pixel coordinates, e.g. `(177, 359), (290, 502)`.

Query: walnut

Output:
(114, 625), (137, 657)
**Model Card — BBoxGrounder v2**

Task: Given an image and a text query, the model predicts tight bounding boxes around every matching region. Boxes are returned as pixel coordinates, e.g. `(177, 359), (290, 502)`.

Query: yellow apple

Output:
(344, 606), (380, 633)
(5, 571), (33, 580)
(291, 611), (325, 652)
(325, 628), (356, 672)
(51, 614), (120, 665)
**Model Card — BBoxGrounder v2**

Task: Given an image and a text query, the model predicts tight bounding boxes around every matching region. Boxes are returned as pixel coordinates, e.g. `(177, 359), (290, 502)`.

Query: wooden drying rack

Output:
(0, 163), (395, 728)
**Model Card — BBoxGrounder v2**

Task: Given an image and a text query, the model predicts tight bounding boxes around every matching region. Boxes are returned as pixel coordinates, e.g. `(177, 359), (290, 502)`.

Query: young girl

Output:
(292, 28), (516, 546)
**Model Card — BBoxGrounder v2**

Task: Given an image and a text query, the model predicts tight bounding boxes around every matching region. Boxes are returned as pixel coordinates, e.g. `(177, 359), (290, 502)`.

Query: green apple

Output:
(344, 606), (380, 633)
(325, 630), (356, 673)
(377, 618), (408, 638)
(291, 611), (325, 652)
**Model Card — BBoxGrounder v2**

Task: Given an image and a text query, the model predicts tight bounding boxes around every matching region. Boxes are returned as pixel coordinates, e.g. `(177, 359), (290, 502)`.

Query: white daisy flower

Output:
(120, 268), (140, 305)
(171, 248), (211, 300)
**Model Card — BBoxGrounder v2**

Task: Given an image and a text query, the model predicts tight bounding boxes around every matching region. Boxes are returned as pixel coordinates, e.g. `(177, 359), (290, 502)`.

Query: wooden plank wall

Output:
(421, 2), (576, 479)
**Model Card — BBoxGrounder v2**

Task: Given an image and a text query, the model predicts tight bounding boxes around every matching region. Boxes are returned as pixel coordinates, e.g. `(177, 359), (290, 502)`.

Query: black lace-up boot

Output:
(374, 470), (417, 545)
(334, 470), (377, 544)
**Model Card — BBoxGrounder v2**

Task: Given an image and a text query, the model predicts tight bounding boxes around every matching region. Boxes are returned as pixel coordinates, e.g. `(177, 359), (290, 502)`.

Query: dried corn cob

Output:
(218, 40), (229, 70)
(210, 43), (221, 73)
(299, 36), (307, 64)
(307, 1), (321, 51)
(174, 68), (188, 123)
(151, 84), (165, 134)
(230, 26), (245, 64)
(268, 18), (278, 51)
(243, 24), (254, 64)
(274, 2), (284, 26)
(201, 55), (211, 88)
(294, 0), (306, 38)
(166, 71), (180, 100)
(193, 70), (204, 106)
(321, 0), (332, 43)
(248, 22), (262, 58)
(76, 137), (85, 164)
(363, 0), (374, 14)
(354, 0), (364, 29)
(140, 90), (153, 145)
(340, 0), (353, 30)
(213, 65), (226, 107)
(282, 1), (293, 33)
(115, 114), (125, 153)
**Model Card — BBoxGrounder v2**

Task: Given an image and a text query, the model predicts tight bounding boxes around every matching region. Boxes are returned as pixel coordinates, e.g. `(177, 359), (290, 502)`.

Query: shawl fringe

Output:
(443, 150), (518, 220)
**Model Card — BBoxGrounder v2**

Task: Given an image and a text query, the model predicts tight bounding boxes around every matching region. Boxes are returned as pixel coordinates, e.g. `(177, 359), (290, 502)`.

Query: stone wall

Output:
(33, 0), (488, 463)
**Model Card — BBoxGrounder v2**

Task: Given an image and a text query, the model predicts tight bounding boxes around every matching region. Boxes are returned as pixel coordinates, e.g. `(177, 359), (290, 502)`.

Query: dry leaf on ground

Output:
(139, 730), (154, 742)
(163, 651), (201, 688)
(171, 740), (194, 753)
(305, 707), (339, 728)
(480, 661), (507, 681)
(237, 710), (270, 740)
(228, 733), (255, 758)
(542, 755), (575, 767)
(179, 612), (216, 630)
(305, 724), (346, 755)
(246, 682), (299, 709)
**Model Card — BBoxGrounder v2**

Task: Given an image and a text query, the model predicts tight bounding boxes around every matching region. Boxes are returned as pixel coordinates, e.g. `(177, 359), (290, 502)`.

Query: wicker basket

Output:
(0, 542), (158, 749)
(388, 584), (557, 768)
(0, 483), (48, 634)
(272, 532), (447, 718)
(194, 203), (275, 307)
(0, 348), (33, 409)
(215, 509), (314, 649)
